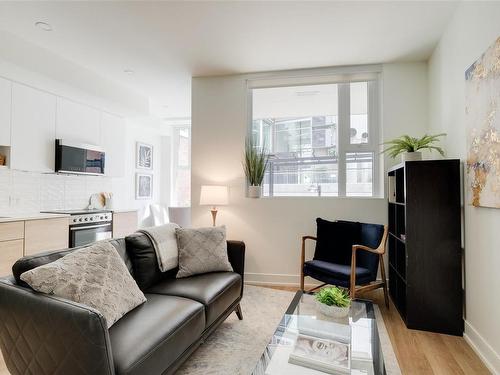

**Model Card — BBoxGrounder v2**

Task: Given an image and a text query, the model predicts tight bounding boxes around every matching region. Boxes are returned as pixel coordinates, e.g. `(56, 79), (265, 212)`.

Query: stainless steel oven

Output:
(41, 210), (113, 248)
(69, 211), (113, 247)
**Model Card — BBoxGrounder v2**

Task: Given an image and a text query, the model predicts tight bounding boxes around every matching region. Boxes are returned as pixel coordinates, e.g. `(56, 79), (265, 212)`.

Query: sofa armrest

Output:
(227, 241), (245, 289)
(0, 279), (115, 375)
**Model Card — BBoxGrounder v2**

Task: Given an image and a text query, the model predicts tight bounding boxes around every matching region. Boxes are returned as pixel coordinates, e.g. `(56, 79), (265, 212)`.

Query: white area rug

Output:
(177, 285), (401, 375)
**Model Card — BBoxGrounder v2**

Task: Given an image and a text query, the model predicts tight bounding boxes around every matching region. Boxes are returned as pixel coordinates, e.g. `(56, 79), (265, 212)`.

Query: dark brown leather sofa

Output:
(0, 234), (245, 375)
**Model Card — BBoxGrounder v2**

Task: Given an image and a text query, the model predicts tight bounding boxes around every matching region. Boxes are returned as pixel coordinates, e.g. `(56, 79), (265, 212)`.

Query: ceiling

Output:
(0, 1), (458, 118)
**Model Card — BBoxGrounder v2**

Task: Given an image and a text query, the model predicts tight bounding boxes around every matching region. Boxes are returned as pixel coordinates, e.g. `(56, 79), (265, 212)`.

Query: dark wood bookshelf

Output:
(387, 159), (463, 336)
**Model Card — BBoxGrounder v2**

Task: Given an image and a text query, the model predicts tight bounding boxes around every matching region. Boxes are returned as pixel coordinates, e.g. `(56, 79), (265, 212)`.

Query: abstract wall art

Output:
(465, 37), (500, 208)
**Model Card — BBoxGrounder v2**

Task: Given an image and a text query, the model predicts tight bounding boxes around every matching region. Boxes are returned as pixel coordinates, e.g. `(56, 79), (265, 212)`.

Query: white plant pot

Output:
(248, 185), (261, 198)
(401, 151), (422, 162)
(315, 300), (350, 318)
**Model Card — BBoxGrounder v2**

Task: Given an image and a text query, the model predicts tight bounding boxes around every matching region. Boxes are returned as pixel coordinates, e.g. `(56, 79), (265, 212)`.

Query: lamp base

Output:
(210, 209), (218, 226)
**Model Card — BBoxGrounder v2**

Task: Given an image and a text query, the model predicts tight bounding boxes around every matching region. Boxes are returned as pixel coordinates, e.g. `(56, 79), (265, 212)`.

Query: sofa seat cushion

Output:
(109, 294), (205, 375)
(303, 260), (374, 288)
(147, 272), (241, 327)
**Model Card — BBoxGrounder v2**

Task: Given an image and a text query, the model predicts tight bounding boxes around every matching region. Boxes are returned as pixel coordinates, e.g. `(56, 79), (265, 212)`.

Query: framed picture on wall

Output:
(136, 142), (153, 169)
(136, 173), (153, 199)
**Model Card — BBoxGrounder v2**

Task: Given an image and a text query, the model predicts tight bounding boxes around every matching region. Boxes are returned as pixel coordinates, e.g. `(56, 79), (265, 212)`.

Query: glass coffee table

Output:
(252, 291), (385, 375)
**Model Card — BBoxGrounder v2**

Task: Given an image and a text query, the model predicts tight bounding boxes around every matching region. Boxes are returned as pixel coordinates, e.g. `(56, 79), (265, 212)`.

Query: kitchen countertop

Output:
(111, 208), (138, 213)
(0, 213), (70, 223)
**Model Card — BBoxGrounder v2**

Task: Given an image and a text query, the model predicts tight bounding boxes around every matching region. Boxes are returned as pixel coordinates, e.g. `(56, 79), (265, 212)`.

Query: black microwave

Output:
(55, 139), (105, 175)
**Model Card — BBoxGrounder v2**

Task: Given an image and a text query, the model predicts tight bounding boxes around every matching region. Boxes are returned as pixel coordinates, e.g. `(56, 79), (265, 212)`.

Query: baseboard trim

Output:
(244, 272), (320, 287)
(244, 272), (387, 288)
(463, 320), (500, 374)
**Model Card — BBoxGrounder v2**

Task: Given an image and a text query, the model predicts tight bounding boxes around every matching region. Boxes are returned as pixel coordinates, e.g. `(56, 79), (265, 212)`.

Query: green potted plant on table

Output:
(243, 138), (269, 198)
(382, 133), (446, 162)
(315, 286), (351, 318)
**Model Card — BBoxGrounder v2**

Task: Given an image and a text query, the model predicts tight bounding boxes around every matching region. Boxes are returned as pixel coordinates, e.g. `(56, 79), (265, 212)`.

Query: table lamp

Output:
(199, 185), (228, 226)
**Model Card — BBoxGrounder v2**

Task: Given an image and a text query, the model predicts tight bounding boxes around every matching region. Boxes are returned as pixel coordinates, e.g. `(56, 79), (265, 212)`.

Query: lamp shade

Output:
(199, 185), (228, 206)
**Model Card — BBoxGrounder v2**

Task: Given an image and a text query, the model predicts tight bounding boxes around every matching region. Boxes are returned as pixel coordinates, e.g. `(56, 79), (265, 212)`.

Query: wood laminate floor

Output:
(0, 287), (490, 375)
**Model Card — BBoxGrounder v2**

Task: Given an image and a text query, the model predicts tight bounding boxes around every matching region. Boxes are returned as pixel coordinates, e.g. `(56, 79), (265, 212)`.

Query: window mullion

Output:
(338, 83), (350, 197)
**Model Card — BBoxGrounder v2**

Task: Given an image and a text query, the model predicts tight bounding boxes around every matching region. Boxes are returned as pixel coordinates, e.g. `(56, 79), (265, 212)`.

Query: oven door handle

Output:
(70, 223), (112, 231)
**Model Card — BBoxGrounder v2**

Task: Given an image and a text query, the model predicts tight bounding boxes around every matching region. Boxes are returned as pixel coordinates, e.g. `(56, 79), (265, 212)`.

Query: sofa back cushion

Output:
(125, 232), (177, 291)
(12, 238), (131, 287)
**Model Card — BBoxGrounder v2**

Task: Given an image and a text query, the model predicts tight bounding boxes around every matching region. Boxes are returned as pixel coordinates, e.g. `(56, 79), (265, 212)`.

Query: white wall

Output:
(191, 63), (428, 285)
(112, 118), (171, 227)
(428, 3), (500, 373)
(382, 63), (429, 167)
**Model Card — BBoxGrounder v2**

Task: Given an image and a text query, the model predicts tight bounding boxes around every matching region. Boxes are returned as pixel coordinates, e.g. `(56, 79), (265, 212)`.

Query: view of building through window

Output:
(172, 126), (191, 206)
(252, 80), (378, 197)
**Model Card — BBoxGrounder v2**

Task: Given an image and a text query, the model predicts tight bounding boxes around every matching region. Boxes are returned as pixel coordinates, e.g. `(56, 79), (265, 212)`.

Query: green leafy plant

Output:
(243, 138), (269, 186)
(382, 133), (446, 159)
(315, 286), (351, 308)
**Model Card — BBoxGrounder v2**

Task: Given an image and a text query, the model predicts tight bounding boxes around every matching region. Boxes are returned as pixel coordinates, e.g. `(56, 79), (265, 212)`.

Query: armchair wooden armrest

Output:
(352, 244), (382, 255)
(350, 225), (389, 306)
(300, 236), (317, 291)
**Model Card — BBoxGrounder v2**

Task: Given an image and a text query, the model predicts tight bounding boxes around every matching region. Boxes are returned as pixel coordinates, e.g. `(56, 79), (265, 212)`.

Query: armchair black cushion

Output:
(304, 260), (373, 287)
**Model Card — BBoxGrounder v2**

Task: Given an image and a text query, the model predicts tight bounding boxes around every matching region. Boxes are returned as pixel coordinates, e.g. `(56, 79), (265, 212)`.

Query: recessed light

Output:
(124, 69), (135, 75)
(35, 21), (52, 31)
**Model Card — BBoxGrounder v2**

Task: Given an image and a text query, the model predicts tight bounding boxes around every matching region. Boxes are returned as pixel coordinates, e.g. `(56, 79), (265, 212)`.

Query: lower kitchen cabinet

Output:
(24, 218), (69, 256)
(0, 239), (23, 277)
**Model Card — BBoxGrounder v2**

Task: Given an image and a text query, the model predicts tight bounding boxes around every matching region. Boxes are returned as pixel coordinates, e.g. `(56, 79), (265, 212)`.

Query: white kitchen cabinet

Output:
(0, 77), (11, 146)
(11, 83), (56, 172)
(101, 112), (126, 177)
(56, 97), (101, 146)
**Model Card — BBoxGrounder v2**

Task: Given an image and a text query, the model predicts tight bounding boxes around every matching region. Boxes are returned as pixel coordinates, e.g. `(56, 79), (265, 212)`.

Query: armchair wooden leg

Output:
(379, 255), (389, 309)
(235, 304), (243, 320)
(350, 249), (356, 300)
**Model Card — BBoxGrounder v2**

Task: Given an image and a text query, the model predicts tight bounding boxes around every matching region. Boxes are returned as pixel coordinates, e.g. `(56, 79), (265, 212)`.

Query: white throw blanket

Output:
(137, 223), (180, 272)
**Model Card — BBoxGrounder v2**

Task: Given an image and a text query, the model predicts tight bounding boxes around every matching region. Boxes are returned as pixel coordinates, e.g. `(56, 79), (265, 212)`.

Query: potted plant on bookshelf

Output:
(315, 286), (351, 318)
(382, 133), (446, 162)
(243, 137), (269, 198)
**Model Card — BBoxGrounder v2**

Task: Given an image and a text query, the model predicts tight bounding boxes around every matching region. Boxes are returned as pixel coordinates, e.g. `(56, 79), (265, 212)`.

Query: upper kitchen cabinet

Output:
(0, 77), (12, 146)
(11, 83), (56, 173)
(100, 112), (126, 177)
(56, 97), (101, 146)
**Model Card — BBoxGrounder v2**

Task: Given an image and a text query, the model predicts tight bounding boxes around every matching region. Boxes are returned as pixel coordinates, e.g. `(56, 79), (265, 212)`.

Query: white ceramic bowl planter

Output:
(315, 300), (350, 318)
(401, 151), (422, 162)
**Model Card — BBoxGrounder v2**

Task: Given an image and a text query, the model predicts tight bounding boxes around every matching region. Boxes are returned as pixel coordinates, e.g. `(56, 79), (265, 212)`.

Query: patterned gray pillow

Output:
(20, 240), (146, 328)
(175, 226), (233, 278)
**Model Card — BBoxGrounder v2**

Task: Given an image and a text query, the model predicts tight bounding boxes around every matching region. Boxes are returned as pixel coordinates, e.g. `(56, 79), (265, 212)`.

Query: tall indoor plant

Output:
(382, 133), (446, 162)
(243, 138), (269, 198)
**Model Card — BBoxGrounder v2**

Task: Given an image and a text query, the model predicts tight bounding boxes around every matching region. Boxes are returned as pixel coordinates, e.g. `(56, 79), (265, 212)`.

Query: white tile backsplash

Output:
(0, 169), (121, 215)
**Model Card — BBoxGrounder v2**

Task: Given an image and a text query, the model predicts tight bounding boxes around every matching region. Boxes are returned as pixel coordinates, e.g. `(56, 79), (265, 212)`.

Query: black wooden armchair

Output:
(300, 219), (389, 307)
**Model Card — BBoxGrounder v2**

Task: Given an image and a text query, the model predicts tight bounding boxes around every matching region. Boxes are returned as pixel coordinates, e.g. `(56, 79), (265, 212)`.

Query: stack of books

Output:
(287, 317), (351, 375)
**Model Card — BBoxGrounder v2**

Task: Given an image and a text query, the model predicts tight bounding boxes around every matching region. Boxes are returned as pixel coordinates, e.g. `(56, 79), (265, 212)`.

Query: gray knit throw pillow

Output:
(175, 226), (233, 278)
(21, 241), (146, 328)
